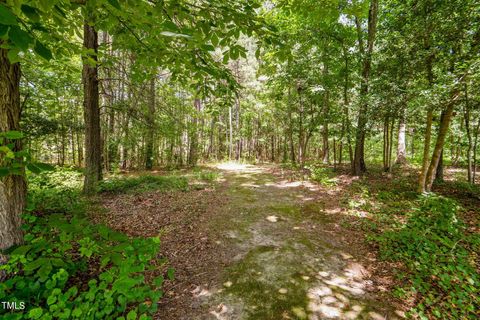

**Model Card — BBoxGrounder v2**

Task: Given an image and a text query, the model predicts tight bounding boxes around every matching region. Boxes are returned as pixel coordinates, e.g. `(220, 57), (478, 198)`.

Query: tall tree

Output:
(352, 0), (379, 175)
(0, 44), (26, 250)
(82, 7), (101, 194)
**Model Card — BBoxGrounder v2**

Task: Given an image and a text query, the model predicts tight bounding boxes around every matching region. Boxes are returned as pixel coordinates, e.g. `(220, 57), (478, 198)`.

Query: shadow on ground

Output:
(196, 163), (403, 320)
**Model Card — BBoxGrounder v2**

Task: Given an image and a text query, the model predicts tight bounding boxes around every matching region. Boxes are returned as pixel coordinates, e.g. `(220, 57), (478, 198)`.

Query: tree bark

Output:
(425, 94), (459, 192)
(228, 105), (233, 160)
(396, 110), (407, 164)
(352, 0), (378, 175)
(0, 44), (26, 250)
(82, 14), (102, 194)
(418, 109), (434, 193)
(188, 98), (201, 166)
(145, 77), (156, 170)
(464, 83), (473, 183)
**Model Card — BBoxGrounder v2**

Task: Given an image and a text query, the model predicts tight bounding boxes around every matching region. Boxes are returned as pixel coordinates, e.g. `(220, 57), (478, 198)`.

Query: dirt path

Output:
(104, 164), (403, 319)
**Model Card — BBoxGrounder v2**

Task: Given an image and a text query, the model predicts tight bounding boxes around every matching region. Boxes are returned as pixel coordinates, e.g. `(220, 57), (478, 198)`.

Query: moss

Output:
(222, 245), (314, 320)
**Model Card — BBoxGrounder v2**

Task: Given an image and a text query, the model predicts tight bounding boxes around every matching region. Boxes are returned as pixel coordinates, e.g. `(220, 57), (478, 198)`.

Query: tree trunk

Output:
(464, 83), (473, 183)
(235, 94), (241, 160)
(188, 98), (201, 166)
(396, 110), (407, 164)
(473, 114), (480, 184)
(425, 95), (458, 192)
(0, 45), (26, 250)
(322, 61), (330, 164)
(145, 77), (156, 170)
(435, 149), (443, 182)
(228, 105), (233, 160)
(418, 109), (434, 193)
(82, 15), (102, 194)
(352, 0), (378, 175)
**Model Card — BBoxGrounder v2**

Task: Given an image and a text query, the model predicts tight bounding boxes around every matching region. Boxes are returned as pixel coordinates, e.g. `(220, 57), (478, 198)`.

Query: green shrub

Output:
(195, 170), (219, 182)
(28, 167), (85, 215)
(375, 195), (480, 319)
(0, 213), (169, 320)
(98, 175), (188, 194)
(307, 165), (338, 187)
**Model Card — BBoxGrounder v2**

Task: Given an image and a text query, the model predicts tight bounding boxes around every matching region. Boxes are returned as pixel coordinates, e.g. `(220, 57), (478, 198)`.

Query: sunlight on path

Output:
(197, 164), (402, 320)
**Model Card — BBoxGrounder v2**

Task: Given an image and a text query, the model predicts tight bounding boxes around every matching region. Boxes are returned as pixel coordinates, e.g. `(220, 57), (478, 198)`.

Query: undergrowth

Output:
(98, 175), (188, 194)
(374, 194), (480, 319)
(1, 168), (174, 319)
(306, 164), (338, 187)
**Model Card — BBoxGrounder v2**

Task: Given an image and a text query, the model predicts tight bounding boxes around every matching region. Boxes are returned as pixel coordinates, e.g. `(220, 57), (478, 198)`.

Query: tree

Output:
(352, 0), (379, 175)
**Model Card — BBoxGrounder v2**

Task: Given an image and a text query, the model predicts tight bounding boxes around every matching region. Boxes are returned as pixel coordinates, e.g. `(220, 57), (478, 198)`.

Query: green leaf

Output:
(153, 275), (164, 286)
(0, 4), (17, 25)
(33, 162), (55, 171)
(0, 24), (8, 37)
(230, 48), (239, 60)
(2, 130), (24, 139)
(9, 25), (33, 51)
(7, 47), (20, 63)
(167, 268), (175, 281)
(27, 163), (42, 174)
(47, 294), (57, 305)
(107, 0), (121, 10)
(201, 44), (215, 52)
(72, 308), (82, 318)
(10, 244), (32, 256)
(37, 260), (53, 282)
(34, 40), (53, 61)
(21, 5), (40, 22)
(28, 308), (43, 319)
(126, 310), (137, 320)
(211, 33), (219, 46)
(0, 167), (9, 177)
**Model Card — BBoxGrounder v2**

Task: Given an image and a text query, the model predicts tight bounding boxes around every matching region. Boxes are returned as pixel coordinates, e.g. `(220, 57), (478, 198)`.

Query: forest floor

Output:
(101, 163), (415, 320)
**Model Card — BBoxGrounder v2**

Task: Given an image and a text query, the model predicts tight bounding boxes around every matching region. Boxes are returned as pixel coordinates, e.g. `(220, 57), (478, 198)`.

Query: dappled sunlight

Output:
(198, 164), (405, 319)
(305, 257), (399, 319)
(216, 162), (249, 171)
(264, 179), (320, 192)
(240, 182), (260, 188)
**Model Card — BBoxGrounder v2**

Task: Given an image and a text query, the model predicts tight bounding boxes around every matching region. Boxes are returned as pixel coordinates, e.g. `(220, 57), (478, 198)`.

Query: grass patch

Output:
(98, 175), (188, 194)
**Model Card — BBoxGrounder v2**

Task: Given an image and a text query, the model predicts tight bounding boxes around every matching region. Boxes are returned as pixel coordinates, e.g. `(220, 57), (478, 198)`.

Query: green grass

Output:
(98, 175), (189, 193)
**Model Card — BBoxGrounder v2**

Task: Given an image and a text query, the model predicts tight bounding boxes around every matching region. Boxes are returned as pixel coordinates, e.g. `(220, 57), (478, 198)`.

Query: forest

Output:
(0, 0), (479, 319)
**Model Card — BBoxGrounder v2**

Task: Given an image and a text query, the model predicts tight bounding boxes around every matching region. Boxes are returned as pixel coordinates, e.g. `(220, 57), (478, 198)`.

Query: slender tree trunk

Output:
(418, 109), (434, 193)
(82, 14), (102, 194)
(472, 115), (480, 184)
(342, 45), (353, 168)
(464, 84), (473, 183)
(425, 95), (458, 192)
(77, 129), (83, 167)
(322, 61), (330, 164)
(188, 98), (201, 166)
(0, 44), (26, 250)
(145, 77), (156, 170)
(383, 116), (390, 172)
(352, 0), (378, 175)
(435, 149), (443, 182)
(396, 110), (407, 164)
(228, 105), (233, 160)
(235, 94), (241, 160)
